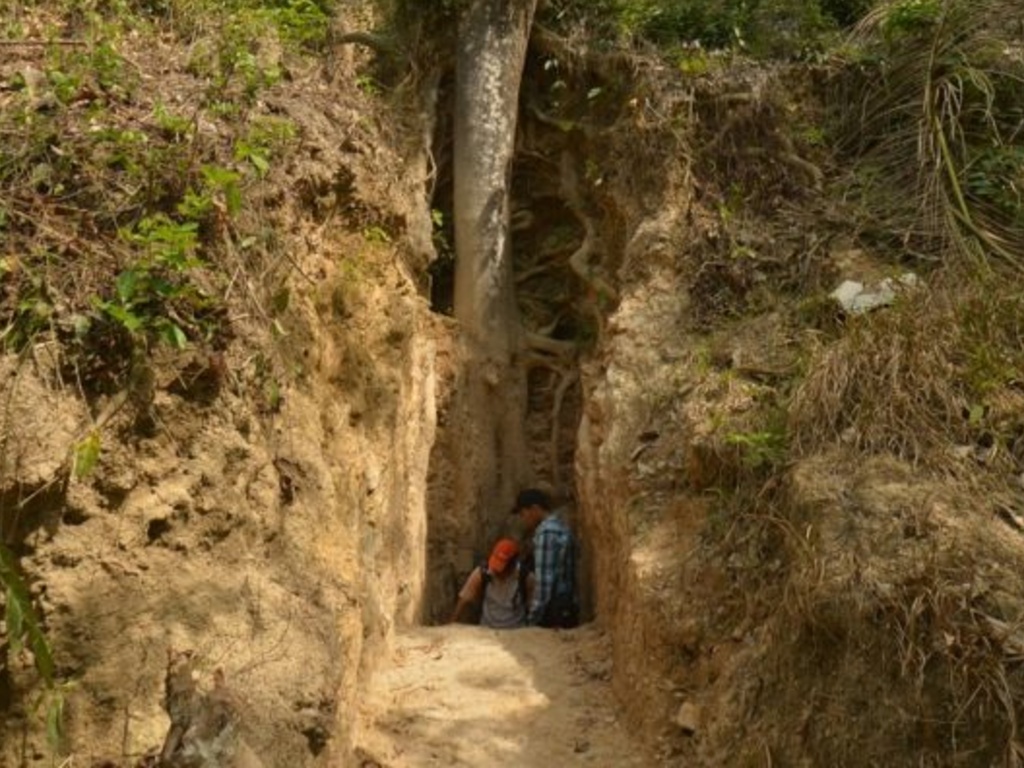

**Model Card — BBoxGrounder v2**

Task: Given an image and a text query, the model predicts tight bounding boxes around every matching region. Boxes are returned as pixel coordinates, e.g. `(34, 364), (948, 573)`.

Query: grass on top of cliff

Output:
(789, 269), (1024, 474)
(0, 0), (334, 397)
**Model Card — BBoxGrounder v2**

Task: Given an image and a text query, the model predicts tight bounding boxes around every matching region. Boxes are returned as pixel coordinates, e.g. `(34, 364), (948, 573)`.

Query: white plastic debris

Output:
(830, 273), (919, 314)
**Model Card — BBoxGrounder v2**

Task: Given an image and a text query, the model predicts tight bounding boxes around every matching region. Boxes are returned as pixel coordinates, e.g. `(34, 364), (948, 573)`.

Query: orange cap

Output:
(488, 538), (519, 575)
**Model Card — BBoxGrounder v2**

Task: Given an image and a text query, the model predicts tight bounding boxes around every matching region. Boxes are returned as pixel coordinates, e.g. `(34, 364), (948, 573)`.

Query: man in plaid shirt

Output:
(514, 488), (579, 628)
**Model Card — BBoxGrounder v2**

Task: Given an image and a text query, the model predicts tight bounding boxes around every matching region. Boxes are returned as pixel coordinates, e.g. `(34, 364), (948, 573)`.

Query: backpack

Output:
(479, 558), (529, 610)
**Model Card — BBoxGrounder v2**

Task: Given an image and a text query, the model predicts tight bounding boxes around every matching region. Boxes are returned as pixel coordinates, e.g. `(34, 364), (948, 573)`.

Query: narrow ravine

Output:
(354, 4), (633, 765)
(353, 626), (651, 767)
(422, 0), (592, 623)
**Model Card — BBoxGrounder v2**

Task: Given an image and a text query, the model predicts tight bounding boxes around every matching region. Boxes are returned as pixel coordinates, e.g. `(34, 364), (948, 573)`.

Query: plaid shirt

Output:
(527, 512), (576, 626)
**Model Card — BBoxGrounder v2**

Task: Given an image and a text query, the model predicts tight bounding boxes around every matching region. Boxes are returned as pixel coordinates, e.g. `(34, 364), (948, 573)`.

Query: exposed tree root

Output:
(699, 91), (823, 190)
(548, 368), (579, 487)
(515, 258), (562, 284)
(741, 148), (823, 190)
(329, 31), (398, 56)
(527, 102), (595, 140)
(558, 151), (618, 309)
(524, 331), (576, 358)
(529, 24), (639, 84)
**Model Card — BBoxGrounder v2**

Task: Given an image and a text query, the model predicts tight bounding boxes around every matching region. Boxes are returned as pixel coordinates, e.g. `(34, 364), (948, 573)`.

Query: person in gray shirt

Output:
(450, 538), (536, 628)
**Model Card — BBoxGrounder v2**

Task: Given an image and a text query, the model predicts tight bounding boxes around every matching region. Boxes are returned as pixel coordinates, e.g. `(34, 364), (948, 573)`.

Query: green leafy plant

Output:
(560, 0), (867, 53)
(1, 544), (55, 685)
(89, 40), (131, 93)
(125, 214), (201, 270)
(246, 116), (296, 147)
(234, 138), (272, 177)
(97, 272), (187, 347)
(95, 215), (203, 348)
(73, 431), (102, 478)
(0, 264), (53, 352)
(1, 544), (67, 753)
(91, 125), (149, 176)
(363, 225), (392, 244)
(881, 0), (942, 39)
(46, 69), (81, 105)
(234, 117), (295, 177)
(677, 49), (712, 75)
(178, 165), (243, 220)
(430, 208), (453, 258)
(259, 0), (332, 48)
(966, 146), (1024, 221)
(154, 103), (195, 141)
(355, 74), (383, 96)
(725, 427), (788, 470)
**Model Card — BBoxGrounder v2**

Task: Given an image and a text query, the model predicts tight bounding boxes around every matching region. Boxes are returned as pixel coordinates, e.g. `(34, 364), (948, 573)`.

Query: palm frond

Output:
(836, 0), (1024, 268)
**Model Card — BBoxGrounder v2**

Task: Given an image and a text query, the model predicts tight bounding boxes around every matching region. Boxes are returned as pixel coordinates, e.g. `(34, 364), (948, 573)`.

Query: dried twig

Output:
(0, 39), (86, 47)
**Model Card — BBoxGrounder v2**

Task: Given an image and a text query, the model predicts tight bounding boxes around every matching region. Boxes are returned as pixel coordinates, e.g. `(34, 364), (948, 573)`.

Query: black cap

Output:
(513, 488), (551, 513)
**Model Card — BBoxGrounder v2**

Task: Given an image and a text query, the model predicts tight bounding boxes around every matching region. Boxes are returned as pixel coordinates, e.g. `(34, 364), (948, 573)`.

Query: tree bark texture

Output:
(448, 0), (537, 555)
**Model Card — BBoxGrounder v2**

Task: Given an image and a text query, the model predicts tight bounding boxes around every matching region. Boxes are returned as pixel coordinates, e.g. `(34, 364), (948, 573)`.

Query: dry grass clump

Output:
(781, 558), (1024, 765)
(790, 273), (1024, 469)
(790, 287), (966, 462)
(761, 456), (1024, 765)
(876, 573), (1024, 766)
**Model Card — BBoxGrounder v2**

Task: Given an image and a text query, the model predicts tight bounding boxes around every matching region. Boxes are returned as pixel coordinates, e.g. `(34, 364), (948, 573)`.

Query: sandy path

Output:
(354, 625), (652, 767)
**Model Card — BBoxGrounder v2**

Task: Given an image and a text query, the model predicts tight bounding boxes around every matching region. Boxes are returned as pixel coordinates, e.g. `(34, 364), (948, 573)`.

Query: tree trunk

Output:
(450, 0), (537, 543)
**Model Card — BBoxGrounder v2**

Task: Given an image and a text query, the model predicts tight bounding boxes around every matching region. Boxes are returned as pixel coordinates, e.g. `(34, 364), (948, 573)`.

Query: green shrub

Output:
(92, 214), (218, 349)
(549, 0), (876, 53)
(1, 544), (66, 753)
(967, 146), (1024, 223)
(725, 426), (788, 470)
(881, 0), (942, 39)
(1, 544), (55, 686)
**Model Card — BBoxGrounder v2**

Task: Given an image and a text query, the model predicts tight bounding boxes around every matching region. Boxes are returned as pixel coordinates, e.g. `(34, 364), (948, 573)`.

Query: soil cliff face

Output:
(1, 244), (438, 768)
(0, 23), (441, 762)
(574, 63), (1024, 765)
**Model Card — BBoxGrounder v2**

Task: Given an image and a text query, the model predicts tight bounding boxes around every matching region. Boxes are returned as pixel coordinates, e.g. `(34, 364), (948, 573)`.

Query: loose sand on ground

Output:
(355, 625), (652, 767)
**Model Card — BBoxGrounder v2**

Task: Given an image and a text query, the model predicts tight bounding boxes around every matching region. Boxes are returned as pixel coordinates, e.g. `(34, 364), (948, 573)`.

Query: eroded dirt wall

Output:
(0, 276), (438, 767)
(572, 59), (1024, 764)
(0, 56), (441, 764)
(576, 215), (696, 741)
